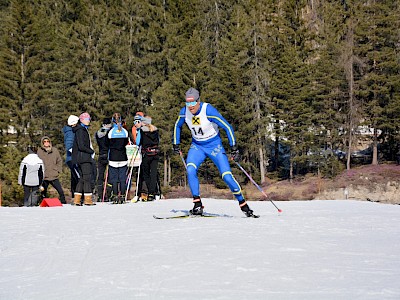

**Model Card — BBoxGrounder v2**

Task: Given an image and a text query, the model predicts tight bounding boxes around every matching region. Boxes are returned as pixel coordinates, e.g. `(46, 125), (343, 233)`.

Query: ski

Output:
(153, 210), (234, 219)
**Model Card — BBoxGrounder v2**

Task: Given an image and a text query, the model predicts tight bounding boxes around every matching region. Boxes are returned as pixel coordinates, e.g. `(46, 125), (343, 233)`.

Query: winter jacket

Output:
(18, 153), (44, 186)
(95, 126), (111, 158)
(108, 124), (129, 162)
(137, 124), (160, 156)
(72, 123), (95, 164)
(37, 136), (63, 180)
(62, 125), (75, 163)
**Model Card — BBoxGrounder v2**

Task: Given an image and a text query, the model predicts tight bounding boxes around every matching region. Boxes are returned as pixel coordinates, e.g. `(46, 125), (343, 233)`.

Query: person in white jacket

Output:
(18, 146), (45, 206)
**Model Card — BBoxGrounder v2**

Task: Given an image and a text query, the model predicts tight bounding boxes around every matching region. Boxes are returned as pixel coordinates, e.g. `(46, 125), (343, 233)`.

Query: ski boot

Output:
(111, 195), (118, 204)
(147, 194), (155, 202)
(239, 200), (259, 218)
(117, 195), (125, 204)
(189, 196), (203, 215)
(140, 193), (148, 202)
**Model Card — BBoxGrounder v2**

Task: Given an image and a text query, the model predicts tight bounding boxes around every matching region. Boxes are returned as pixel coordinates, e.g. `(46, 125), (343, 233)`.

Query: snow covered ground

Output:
(0, 199), (399, 300)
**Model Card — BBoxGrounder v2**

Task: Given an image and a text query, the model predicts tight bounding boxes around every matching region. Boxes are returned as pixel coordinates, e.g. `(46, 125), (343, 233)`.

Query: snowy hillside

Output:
(1, 199), (399, 300)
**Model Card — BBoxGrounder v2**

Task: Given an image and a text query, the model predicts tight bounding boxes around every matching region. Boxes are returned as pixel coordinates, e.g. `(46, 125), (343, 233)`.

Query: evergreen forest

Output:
(0, 0), (399, 206)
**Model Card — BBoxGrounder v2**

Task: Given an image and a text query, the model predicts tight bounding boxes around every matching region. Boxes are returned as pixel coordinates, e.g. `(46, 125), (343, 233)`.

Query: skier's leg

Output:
(186, 144), (207, 198)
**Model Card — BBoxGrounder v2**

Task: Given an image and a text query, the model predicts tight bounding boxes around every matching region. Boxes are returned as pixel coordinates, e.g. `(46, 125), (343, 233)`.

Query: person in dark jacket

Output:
(62, 115), (80, 198)
(136, 115), (160, 202)
(95, 117), (111, 201)
(37, 136), (66, 204)
(18, 146), (44, 206)
(72, 112), (95, 206)
(107, 112), (129, 204)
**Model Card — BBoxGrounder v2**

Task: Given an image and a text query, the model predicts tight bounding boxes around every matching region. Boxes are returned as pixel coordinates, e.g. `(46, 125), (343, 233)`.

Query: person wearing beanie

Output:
(71, 112), (95, 205)
(18, 145), (44, 206)
(131, 112), (145, 144)
(95, 117), (112, 201)
(107, 112), (130, 204)
(135, 115), (160, 202)
(172, 87), (258, 217)
(62, 115), (80, 199)
(130, 113), (147, 200)
(37, 136), (66, 204)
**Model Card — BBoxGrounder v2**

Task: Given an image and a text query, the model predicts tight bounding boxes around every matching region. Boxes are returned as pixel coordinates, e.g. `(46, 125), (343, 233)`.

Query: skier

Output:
(18, 146), (44, 206)
(72, 112), (95, 206)
(131, 112), (147, 200)
(37, 136), (66, 204)
(62, 115), (80, 199)
(95, 117), (111, 201)
(107, 112), (129, 204)
(135, 115), (160, 202)
(172, 87), (257, 217)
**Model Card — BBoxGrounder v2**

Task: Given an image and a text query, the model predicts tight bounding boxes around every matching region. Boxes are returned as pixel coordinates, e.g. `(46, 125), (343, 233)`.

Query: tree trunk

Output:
(259, 146), (265, 183)
(372, 129), (378, 165)
(345, 19), (355, 171)
(163, 153), (168, 187)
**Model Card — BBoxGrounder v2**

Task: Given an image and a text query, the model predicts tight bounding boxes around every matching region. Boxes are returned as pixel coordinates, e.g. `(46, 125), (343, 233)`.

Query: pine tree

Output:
(353, 0), (400, 164)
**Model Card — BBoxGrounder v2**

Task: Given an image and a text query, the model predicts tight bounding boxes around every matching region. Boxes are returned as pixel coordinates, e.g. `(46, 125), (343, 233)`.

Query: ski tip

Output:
(278, 209), (282, 213)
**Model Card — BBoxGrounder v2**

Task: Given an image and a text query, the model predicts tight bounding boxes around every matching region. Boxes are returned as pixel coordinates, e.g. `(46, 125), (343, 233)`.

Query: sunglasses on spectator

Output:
(134, 120), (141, 124)
(185, 101), (197, 107)
(43, 140), (50, 143)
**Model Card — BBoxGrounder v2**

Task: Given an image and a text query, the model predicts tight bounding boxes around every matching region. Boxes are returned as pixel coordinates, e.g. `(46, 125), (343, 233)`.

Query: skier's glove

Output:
(173, 144), (181, 155)
(230, 145), (240, 162)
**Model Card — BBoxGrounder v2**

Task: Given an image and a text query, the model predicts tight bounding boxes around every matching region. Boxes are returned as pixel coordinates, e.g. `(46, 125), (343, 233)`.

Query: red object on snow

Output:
(40, 198), (62, 207)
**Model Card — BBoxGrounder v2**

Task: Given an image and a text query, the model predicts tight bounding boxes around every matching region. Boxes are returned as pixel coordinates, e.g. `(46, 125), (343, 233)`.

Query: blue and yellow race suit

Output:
(173, 102), (244, 201)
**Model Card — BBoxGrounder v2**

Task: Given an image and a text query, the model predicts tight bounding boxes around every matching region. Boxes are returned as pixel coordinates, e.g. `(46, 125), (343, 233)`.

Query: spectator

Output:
(95, 117), (111, 201)
(108, 112), (129, 204)
(37, 136), (66, 204)
(72, 112), (95, 205)
(132, 113), (146, 201)
(18, 146), (44, 206)
(136, 115), (160, 202)
(62, 115), (80, 199)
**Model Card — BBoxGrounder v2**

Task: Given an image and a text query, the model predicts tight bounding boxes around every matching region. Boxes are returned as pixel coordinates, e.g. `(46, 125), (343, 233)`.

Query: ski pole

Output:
(125, 146), (141, 201)
(102, 165), (109, 202)
(179, 151), (187, 169)
(234, 161), (282, 213)
(133, 163), (141, 202)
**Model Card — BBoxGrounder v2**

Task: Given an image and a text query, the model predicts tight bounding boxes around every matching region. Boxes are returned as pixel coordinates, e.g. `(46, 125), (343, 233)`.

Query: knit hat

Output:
(141, 116), (152, 125)
(134, 115), (143, 121)
(185, 87), (200, 102)
(102, 118), (111, 125)
(67, 115), (79, 126)
(79, 112), (91, 122)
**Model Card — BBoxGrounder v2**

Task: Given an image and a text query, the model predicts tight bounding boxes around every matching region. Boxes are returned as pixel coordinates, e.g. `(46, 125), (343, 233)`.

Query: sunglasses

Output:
(134, 120), (141, 124)
(43, 140), (50, 143)
(185, 101), (197, 107)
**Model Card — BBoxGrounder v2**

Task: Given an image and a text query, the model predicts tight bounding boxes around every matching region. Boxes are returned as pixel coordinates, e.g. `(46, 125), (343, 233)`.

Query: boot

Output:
(190, 196), (203, 215)
(111, 195), (118, 204)
(73, 193), (82, 206)
(84, 194), (95, 206)
(140, 193), (148, 202)
(117, 195), (125, 204)
(147, 194), (155, 202)
(97, 184), (104, 202)
(239, 200), (259, 218)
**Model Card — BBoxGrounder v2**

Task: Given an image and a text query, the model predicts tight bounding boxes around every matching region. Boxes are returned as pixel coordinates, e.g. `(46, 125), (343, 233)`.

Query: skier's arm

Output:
(172, 107), (186, 145)
(206, 104), (236, 146)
